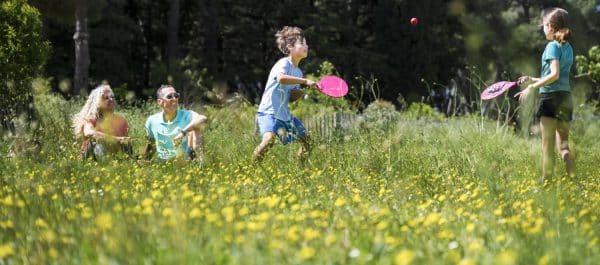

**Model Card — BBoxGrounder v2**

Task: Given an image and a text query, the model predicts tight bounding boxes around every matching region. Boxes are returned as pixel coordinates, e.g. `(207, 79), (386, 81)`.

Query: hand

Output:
(115, 136), (130, 144)
(514, 85), (532, 103)
(517, 76), (531, 85)
(304, 79), (317, 88)
(172, 132), (185, 146)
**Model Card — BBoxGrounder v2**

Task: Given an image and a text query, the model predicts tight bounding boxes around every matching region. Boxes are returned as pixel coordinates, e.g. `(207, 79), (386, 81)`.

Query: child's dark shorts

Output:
(536, 91), (573, 121)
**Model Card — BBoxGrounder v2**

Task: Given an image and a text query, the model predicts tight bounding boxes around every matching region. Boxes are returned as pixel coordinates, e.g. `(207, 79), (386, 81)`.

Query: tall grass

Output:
(1, 92), (599, 264)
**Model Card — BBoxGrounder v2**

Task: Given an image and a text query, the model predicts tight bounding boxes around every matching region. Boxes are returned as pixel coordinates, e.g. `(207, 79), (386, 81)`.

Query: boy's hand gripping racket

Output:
(317, 75), (348, 98)
(480, 81), (518, 100)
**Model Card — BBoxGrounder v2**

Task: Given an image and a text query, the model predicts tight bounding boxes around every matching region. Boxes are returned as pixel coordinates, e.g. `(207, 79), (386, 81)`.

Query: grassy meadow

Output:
(1, 92), (599, 265)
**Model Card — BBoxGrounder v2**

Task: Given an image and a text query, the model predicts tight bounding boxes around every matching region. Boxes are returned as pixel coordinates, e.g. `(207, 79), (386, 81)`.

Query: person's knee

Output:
(542, 130), (556, 140)
(187, 128), (202, 139)
(263, 132), (276, 143)
(559, 148), (571, 160)
(301, 135), (311, 147)
(187, 129), (203, 149)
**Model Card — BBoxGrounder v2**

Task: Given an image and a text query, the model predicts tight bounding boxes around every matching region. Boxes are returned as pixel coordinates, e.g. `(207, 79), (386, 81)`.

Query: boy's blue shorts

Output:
(256, 113), (306, 145)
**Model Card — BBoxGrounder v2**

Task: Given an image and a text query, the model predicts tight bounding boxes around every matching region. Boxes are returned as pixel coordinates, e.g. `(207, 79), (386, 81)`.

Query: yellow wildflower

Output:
(423, 212), (440, 226)
(325, 234), (336, 246)
(35, 218), (48, 228)
(495, 249), (518, 265)
(334, 197), (346, 207)
(221, 207), (235, 222)
(48, 247), (59, 259)
(303, 228), (321, 241)
(394, 249), (416, 265)
(537, 254), (550, 265)
(299, 246), (315, 260)
(189, 208), (202, 219)
(95, 213), (113, 230)
(0, 243), (15, 258)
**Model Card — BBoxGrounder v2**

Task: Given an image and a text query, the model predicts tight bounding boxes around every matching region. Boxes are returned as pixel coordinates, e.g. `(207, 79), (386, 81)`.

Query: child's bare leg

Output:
(540, 117), (557, 183)
(298, 134), (311, 160)
(556, 121), (575, 177)
(253, 132), (276, 162)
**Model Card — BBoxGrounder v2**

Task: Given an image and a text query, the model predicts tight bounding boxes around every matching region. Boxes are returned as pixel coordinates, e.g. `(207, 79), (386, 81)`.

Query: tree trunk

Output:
(73, 0), (90, 97)
(166, 0), (180, 73)
(140, 0), (151, 89)
(516, 0), (531, 24)
(204, 0), (221, 77)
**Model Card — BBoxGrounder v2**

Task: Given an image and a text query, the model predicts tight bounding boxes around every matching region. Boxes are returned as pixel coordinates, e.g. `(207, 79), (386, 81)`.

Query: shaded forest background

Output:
(12, 0), (600, 108)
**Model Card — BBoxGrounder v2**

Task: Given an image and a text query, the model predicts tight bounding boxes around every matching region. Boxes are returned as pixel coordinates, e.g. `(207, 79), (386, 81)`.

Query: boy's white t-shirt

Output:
(257, 57), (303, 121)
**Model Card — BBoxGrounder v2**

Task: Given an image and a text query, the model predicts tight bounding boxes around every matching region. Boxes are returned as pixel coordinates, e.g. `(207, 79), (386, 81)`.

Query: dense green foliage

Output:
(27, 0), (600, 106)
(1, 91), (600, 264)
(577, 46), (600, 81)
(0, 0), (49, 128)
(576, 45), (600, 100)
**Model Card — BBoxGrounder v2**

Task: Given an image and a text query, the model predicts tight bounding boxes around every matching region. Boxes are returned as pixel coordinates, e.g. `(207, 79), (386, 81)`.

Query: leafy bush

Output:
(33, 81), (78, 155)
(576, 45), (600, 83)
(0, 0), (50, 130)
(359, 100), (400, 132)
(402, 102), (445, 122)
(300, 61), (351, 112)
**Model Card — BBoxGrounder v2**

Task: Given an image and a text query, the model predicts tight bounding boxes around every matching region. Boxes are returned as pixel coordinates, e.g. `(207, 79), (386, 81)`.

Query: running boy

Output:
(253, 26), (317, 162)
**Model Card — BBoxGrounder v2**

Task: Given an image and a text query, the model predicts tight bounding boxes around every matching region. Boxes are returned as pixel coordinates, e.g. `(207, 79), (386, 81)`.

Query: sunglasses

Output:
(163, 92), (180, 100)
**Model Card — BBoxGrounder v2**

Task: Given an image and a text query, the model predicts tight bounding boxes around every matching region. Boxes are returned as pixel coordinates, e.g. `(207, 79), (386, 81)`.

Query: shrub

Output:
(0, 0), (50, 132)
(359, 100), (401, 132)
(576, 45), (600, 83)
(300, 61), (351, 112)
(402, 102), (445, 122)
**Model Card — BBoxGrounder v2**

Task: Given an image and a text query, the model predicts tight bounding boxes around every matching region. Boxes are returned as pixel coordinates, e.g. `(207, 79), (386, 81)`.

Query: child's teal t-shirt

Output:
(539, 40), (573, 93)
(145, 109), (192, 160)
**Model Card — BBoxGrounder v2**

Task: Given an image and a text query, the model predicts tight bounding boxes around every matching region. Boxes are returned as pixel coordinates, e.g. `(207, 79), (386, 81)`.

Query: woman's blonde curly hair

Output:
(72, 84), (112, 138)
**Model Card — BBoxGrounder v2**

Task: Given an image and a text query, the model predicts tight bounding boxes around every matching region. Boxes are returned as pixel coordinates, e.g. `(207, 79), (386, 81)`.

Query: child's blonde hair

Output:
(543, 7), (571, 44)
(275, 26), (304, 55)
(72, 84), (112, 138)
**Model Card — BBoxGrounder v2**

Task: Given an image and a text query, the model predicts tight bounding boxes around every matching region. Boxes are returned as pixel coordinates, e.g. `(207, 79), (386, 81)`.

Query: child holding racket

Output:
(515, 7), (575, 183)
(252, 26), (317, 162)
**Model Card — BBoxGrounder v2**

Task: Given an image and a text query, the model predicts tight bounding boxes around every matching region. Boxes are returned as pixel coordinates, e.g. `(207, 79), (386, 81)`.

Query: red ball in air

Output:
(410, 17), (419, 25)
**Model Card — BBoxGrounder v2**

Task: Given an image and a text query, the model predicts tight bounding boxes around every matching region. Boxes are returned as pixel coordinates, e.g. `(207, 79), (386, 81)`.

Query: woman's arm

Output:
(82, 118), (129, 144)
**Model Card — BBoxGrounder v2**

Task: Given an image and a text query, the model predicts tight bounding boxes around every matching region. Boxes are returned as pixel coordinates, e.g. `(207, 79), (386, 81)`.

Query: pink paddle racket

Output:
(317, 75), (348, 98)
(481, 81), (518, 100)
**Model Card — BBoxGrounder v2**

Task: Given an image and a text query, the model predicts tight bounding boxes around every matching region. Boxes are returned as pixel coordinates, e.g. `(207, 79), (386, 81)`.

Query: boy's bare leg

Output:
(253, 132), (276, 162)
(298, 135), (311, 161)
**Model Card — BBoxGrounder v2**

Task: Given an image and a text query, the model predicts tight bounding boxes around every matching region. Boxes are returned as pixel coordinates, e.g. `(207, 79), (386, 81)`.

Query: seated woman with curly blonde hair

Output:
(72, 84), (132, 160)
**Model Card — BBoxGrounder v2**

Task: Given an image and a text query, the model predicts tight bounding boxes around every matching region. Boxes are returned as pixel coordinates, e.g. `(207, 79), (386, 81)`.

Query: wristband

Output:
(180, 129), (187, 136)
